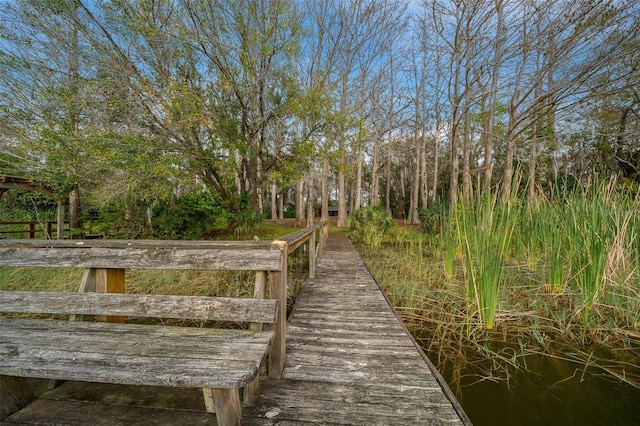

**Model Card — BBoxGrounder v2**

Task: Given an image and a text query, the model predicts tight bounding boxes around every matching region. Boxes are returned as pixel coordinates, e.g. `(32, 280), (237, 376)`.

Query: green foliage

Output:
(84, 190), (231, 240)
(348, 206), (394, 248)
(0, 191), (58, 222)
(418, 201), (448, 234)
(152, 192), (230, 240)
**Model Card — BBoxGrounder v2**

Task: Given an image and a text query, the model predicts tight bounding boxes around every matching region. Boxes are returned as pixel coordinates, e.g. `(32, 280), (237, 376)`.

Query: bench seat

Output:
(0, 290), (279, 425)
(0, 318), (274, 389)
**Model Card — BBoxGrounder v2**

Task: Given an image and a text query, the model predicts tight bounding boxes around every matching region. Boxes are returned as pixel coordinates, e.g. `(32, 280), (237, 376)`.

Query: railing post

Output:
(268, 240), (288, 379)
(45, 222), (52, 240)
(309, 229), (316, 279)
(27, 223), (35, 239)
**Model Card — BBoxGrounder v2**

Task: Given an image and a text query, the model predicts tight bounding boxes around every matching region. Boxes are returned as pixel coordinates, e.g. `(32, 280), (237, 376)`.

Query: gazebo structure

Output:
(0, 175), (66, 239)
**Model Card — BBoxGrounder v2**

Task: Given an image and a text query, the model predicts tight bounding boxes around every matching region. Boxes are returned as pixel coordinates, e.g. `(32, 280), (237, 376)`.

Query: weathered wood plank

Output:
(0, 348), (263, 389)
(243, 380), (464, 425)
(2, 398), (216, 426)
(0, 319), (273, 357)
(41, 381), (208, 411)
(0, 291), (278, 323)
(0, 319), (273, 389)
(0, 239), (273, 250)
(0, 247), (282, 271)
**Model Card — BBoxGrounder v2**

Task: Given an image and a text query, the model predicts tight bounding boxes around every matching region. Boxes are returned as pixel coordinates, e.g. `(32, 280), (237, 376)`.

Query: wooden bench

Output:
(0, 239), (292, 425)
(0, 290), (277, 425)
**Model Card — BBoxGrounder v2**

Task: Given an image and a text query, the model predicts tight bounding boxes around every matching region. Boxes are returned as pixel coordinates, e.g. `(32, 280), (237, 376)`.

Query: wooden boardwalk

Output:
(2, 232), (469, 425)
(242, 232), (468, 425)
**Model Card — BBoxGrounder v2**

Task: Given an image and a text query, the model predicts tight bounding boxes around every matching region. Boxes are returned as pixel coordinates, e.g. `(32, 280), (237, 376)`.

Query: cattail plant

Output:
(456, 192), (517, 330)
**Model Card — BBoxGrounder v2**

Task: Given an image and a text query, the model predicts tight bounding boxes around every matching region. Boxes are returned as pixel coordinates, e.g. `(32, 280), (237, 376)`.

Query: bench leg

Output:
(202, 388), (241, 426)
(243, 375), (259, 405)
(0, 376), (35, 420)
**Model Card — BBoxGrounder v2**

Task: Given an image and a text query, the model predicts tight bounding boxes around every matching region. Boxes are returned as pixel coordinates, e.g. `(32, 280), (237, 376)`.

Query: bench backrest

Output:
(0, 240), (283, 271)
(0, 290), (277, 323)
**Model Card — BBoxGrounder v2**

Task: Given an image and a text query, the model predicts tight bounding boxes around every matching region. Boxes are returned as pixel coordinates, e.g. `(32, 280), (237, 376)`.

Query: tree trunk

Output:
(385, 150), (392, 214)
(371, 141), (380, 206)
(68, 185), (80, 232)
(337, 169), (347, 228)
(420, 133), (429, 208)
(321, 158), (329, 221)
(410, 152), (420, 224)
(307, 176), (314, 226)
(502, 102), (517, 203)
(432, 125), (440, 203)
(295, 178), (305, 227)
(354, 147), (363, 210)
(271, 183), (277, 220)
(483, 0), (505, 193)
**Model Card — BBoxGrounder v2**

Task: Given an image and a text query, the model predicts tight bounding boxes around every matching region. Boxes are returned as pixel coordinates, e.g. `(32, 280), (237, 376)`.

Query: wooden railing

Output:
(0, 221), (329, 380)
(275, 221), (330, 279)
(0, 221), (69, 239)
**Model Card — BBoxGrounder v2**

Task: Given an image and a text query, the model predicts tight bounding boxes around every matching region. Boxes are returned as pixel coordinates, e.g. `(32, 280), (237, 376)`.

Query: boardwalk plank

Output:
(245, 232), (467, 425)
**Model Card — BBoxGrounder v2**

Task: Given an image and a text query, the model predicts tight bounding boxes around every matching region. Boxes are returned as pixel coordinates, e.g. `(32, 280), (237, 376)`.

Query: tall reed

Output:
(535, 201), (570, 294)
(455, 193), (516, 330)
(564, 183), (615, 324)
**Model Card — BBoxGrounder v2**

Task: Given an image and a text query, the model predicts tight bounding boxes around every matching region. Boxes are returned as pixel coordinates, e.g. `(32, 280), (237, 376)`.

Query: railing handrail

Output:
(0, 220), (62, 225)
(272, 221), (329, 279)
(0, 220), (69, 239)
(275, 222), (323, 254)
(0, 238), (272, 250)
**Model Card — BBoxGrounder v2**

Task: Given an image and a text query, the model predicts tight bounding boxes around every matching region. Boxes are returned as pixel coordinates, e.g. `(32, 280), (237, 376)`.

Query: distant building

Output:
(327, 206), (351, 217)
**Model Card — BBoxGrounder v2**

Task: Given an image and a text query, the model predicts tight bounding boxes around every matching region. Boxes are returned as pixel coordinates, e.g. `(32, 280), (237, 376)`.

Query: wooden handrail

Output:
(0, 221), (68, 239)
(274, 221), (329, 279)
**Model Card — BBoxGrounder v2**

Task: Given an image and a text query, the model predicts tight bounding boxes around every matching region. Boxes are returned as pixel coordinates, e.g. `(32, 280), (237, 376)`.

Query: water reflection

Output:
(439, 353), (640, 425)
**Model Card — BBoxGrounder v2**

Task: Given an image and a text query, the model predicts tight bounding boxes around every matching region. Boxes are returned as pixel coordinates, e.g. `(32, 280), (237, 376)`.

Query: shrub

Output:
(418, 201), (448, 234)
(348, 206), (394, 248)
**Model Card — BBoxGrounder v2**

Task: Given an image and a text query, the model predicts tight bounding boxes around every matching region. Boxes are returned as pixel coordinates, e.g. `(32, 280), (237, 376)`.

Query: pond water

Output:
(437, 354), (640, 426)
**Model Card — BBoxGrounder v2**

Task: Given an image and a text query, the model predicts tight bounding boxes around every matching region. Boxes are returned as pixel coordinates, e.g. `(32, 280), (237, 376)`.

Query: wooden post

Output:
(244, 270), (268, 404)
(95, 268), (125, 323)
(56, 200), (65, 240)
(27, 223), (35, 239)
(309, 230), (316, 279)
(268, 240), (287, 379)
(210, 388), (241, 426)
(45, 222), (52, 239)
(250, 272), (267, 332)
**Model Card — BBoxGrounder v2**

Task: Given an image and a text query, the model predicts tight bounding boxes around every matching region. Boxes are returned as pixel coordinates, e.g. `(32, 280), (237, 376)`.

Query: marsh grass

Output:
(357, 181), (640, 388)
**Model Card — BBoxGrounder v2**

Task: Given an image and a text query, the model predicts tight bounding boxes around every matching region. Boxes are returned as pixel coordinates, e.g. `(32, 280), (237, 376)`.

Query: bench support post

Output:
(202, 388), (241, 426)
(0, 376), (35, 420)
(269, 241), (288, 379)
(250, 271), (267, 332)
(96, 268), (125, 323)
